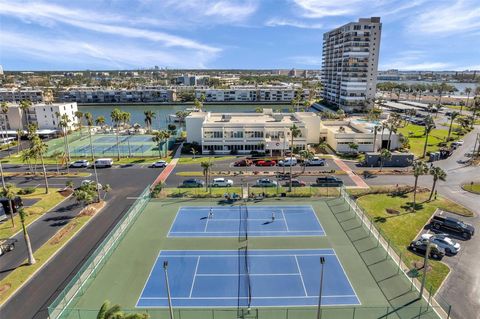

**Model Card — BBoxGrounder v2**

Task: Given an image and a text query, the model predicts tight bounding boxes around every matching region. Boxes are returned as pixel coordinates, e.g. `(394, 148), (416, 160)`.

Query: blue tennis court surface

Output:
(168, 205), (324, 237)
(136, 249), (359, 308)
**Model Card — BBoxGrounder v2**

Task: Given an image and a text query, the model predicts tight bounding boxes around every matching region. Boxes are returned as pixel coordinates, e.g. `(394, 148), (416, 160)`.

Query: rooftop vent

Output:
(273, 114), (284, 122)
(221, 114), (232, 122)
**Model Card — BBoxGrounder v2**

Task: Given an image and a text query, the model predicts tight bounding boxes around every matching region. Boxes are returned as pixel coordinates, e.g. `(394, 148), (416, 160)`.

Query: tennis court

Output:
(168, 205), (325, 237)
(136, 249), (359, 308)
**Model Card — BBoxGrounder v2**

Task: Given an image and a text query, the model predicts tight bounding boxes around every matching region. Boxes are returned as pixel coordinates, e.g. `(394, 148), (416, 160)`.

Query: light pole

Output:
(163, 260), (175, 319)
(317, 256), (326, 319)
(419, 238), (432, 299)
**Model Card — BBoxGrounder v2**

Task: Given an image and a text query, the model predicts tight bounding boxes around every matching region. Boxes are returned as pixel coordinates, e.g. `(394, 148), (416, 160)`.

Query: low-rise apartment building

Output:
(0, 88), (44, 103)
(57, 87), (176, 103)
(194, 86), (309, 102)
(186, 109), (321, 155)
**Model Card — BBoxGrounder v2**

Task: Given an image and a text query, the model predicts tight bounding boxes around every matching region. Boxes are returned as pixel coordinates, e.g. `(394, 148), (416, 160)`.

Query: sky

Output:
(1, 0), (480, 71)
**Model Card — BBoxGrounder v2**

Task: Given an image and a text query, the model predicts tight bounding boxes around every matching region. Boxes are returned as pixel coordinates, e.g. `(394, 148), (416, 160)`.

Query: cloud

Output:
(0, 30), (216, 69)
(205, 1), (258, 22)
(0, 1), (220, 53)
(380, 51), (453, 71)
(287, 56), (323, 66)
(413, 0), (480, 35)
(265, 18), (323, 29)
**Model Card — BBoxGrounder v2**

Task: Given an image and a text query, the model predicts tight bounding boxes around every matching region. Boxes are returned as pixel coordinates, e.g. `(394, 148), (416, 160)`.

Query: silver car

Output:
(420, 233), (461, 255)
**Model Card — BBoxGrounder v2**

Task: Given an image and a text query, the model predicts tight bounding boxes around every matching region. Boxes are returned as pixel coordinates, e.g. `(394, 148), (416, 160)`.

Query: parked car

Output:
(234, 159), (252, 167)
(420, 233), (461, 255)
(409, 240), (445, 260)
(70, 160), (89, 168)
(315, 176), (343, 187)
(305, 157), (326, 166)
(181, 179), (204, 188)
(451, 140), (464, 149)
(151, 160), (167, 168)
(278, 157), (298, 167)
(211, 178), (233, 187)
(430, 215), (475, 239)
(256, 160), (276, 167)
(255, 178), (278, 187)
(283, 179), (306, 187)
(94, 158), (113, 168)
(81, 180), (102, 189)
(0, 238), (17, 256)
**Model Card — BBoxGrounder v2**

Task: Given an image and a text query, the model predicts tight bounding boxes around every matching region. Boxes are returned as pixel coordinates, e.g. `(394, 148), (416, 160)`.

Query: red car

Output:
(234, 159), (252, 167)
(256, 160), (276, 167)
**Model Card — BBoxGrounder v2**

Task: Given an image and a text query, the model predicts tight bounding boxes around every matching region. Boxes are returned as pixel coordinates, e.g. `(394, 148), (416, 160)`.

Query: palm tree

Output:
(412, 161), (429, 211)
(422, 116), (435, 158)
(121, 111), (131, 128)
(348, 142), (359, 154)
(191, 147), (197, 159)
(194, 98), (203, 111)
(97, 300), (149, 319)
(288, 124), (301, 192)
(446, 111), (460, 142)
(175, 110), (190, 124)
(85, 112), (101, 201)
(299, 149), (314, 174)
(372, 125), (381, 152)
(379, 149), (391, 171)
(386, 113), (401, 150)
(19, 99), (32, 126)
(96, 116), (106, 128)
(200, 161), (213, 191)
(102, 184), (111, 200)
(19, 208), (36, 265)
(152, 130), (171, 158)
(110, 108), (122, 160)
(471, 96), (480, 129)
(16, 129), (23, 152)
(144, 110), (156, 132)
(74, 111), (84, 134)
(59, 114), (72, 162)
(5, 184), (16, 227)
(463, 87), (472, 114)
(1, 102), (9, 149)
(429, 166), (446, 201)
(30, 134), (49, 194)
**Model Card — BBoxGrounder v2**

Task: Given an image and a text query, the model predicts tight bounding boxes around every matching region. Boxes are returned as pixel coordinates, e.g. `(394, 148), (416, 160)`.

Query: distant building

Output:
(322, 17), (382, 112)
(186, 109), (321, 155)
(288, 68), (297, 77)
(195, 85), (309, 102)
(176, 75), (208, 86)
(57, 87), (176, 103)
(0, 88), (44, 103)
(0, 65), (4, 76)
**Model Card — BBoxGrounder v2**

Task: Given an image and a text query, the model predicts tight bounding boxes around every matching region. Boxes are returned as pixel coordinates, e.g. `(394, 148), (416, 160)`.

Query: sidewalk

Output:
(333, 156), (369, 188)
(152, 143), (183, 187)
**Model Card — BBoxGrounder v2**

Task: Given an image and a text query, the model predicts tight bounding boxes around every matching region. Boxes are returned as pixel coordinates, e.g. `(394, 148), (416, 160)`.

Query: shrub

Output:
(17, 187), (36, 195)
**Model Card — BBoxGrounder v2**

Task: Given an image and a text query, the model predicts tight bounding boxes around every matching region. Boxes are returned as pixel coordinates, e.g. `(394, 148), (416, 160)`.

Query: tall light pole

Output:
(317, 256), (326, 319)
(163, 260), (175, 319)
(419, 238), (432, 299)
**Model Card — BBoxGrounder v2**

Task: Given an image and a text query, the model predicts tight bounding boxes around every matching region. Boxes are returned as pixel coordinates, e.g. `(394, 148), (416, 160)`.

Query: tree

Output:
(336, 109), (345, 120)
(30, 134), (49, 194)
(152, 130), (171, 158)
(102, 184), (111, 200)
(1, 102), (9, 149)
(143, 110), (155, 132)
(348, 142), (359, 154)
(463, 87), (472, 114)
(446, 111), (460, 142)
(372, 125), (381, 152)
(200, 161), (213, 191)
(255, 106), (263, 113)
(19, 208), (36, 265)
(59, 114), (72, 162)
(422, 116), (435, 158)
(386, 113), (401, 150)
(412, 161), (429, 211)
(193, 98), (203, 111)
(191, 147), (198, 159)
(74, 111), (84, 134)
(19, 99), (32, 125)
(85, 112), (101, 201)
(16, 129), (23, 153)
(429, 166), (446, 201)
(110, 108), (122, 160)
(175, 110), (190, 123)
(288, 124), (302, 192)
(299, 149), (314, 174)
(96, 116), (106, 128)
(379, 149), (391, 171)
(471, 96), (480, 129)
(97, 300), (149, 319)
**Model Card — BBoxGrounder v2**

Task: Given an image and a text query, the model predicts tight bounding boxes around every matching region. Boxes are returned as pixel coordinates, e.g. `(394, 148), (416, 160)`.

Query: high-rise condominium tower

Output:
(322, 17), (382, 112)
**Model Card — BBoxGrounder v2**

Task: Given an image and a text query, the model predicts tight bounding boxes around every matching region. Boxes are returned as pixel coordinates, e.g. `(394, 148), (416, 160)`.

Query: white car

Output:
(151, 160), (167, 168)
(278, 157), (298, 167)
(211, 178), (234, 187)
(94, 158), (113, 168)
(81, 180), (102, 189)
(420, 233), (461, 254)
(255, 178), (278, 187)
(305, 157), (326, 166)
(70, 160), (89, 168)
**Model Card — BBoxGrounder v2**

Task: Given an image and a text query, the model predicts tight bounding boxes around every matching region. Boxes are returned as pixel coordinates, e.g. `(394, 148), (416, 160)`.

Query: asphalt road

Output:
(0, 165), (159, 319)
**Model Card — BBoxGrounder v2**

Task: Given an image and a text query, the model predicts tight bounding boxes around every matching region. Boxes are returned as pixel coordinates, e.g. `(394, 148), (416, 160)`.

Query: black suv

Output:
(409, 240), (445, 260)
(315, 176), (343, 187)
(430, 215), (475, 239)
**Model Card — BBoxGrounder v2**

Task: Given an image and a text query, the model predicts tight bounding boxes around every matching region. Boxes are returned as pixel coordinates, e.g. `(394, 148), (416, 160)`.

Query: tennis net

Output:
(239, 205), (248, 242)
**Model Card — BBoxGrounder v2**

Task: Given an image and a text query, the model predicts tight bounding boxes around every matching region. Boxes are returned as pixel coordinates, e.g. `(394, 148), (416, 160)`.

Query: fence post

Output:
(352, 307), (356, 319)
(447, 305), (451, 319)
(397, 252), (403, 274)
(385, 306), (389, 319)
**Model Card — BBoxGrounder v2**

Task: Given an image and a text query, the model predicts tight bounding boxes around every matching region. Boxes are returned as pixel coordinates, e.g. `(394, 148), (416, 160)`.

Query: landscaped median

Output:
(1, 155), (163, 166)
(177, 156), (237, 165)
(461, 183), (480, 194)
(350, 186), (475, 294)
(0, 200), (106, 305)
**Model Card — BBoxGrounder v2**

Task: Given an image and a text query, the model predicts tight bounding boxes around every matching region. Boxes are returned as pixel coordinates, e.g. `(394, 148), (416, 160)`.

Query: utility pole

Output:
(163, 261), (175, 319)
(419, 238), (432, 299)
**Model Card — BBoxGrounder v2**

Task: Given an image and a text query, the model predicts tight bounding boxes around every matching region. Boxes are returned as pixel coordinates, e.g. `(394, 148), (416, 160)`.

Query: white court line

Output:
(195, 273), (300, 277)
(189, 257), (200, 298)
(201, 218), (286, 221)
(204, 215), (210, 232)
(135, 250), (164, 307)
(294, 256), (308, 297)
(159, 254), (336, 258)
(140, 295), (358, 300)
(280, 209), (290, 232)
(171, 230), (321, 233)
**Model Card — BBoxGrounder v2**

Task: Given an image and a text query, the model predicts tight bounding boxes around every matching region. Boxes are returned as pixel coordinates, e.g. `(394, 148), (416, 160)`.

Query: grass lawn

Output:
(177, 156), (237, 165)
(0, 188), (66, 239)
(356, 190), (474, 293)
(2, 171), (90, 178)
(398, 124), (462, 158)
(462, 183), (480, 194)
(0, 201), (104, 304)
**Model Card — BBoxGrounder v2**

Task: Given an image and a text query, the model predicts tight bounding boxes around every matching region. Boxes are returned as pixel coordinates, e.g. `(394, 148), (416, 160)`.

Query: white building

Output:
(0, 102), (78, 131)
(186, 109), (321, 155)
(57, 87), (176, 103)
(322, 17), (382, 112)
(0, 88), (44, 103)
(194, 86), (309, 102)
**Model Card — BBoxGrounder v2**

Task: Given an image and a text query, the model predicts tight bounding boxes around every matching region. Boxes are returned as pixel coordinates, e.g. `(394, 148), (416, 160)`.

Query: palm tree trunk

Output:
(387, 131), (393, 150)
(64, 129), (71, 162)
(447, 118), (454, 141)
(373, 130), (377, 152)
(17, 134), (21, 153)
(8, 200), (15, 227)
(89, 129), (101, 202)
(40, 153), (49, 194)
(429, 178), (437, 201)
(22, 222), (36, 265)
(422, 132), (430, 158)
(413, 176), (419, 211)
(116, 124), (120, 161)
